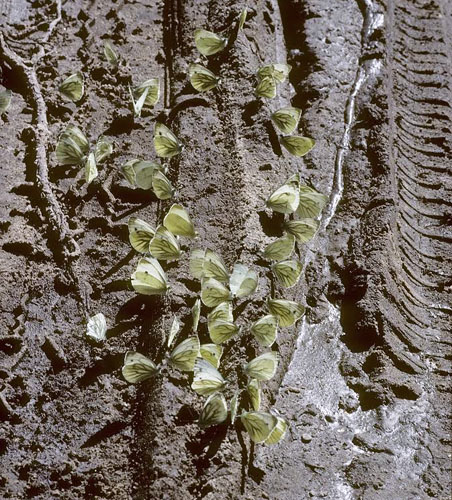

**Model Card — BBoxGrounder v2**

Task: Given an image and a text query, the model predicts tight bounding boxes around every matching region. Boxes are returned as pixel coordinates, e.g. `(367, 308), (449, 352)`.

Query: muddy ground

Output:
(0, 0), (451, 498)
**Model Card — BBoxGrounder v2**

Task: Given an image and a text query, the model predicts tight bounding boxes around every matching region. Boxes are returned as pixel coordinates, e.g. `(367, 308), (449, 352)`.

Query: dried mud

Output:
(0, 0), (450, 499)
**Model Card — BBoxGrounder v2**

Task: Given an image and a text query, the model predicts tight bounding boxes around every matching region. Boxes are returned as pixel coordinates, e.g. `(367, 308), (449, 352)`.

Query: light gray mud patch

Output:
(0, 0), (451, 499)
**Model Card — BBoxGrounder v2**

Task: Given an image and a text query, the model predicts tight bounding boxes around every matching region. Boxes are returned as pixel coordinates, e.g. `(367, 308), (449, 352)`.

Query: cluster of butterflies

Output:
(265, 173), (328, 287)
(256, 64), (316, 157)
(77, 6), (328, 445)
(116, 193), (308, 440)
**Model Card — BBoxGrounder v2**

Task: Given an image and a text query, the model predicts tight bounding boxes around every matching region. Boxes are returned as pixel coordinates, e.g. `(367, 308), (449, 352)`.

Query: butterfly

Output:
(169, 336), (200, 371)
(201, 278), (232, 308)
(190, 248), (230, 282)
(263, 234), (295, 261)
(229, 263), (258, 298)
(267, 299), (305, 327)
(257, 63), (292, 83)
(153, 122), (183, 158)
(128, 217), (155, 253)
(122, 351), (158, 383)
(131, 256), (168, 295)
(167, 316), (181, 348)
(59, 72), (84, 102)
(266, 173), (300, 214)
(284, 218), (319, 243)
(250, 315), (278, 347)
(103, 40), (119, 65)
(0, 89), (12, 113)
(149, 225), (182, 261)
(191, 358), (226, 395)
(240, 411), (278, 443)
(247, 379), (261, 411)
(297, 185), (328, 218)
(200, 343), (223, 368)
(86, 313), (107, 342)
(189, 64), (220, 92)
(163, 204), (197, 238)
(272, 259), (303, 288)
(280, 135), (315, 157)
(245, 351), (279, 381)
(265, 417), (288, 445)
(199, 393), (228, 428)
(255, 76), (277, 99)
(194, 28), (227, 56)
(271, 106), (301, 135)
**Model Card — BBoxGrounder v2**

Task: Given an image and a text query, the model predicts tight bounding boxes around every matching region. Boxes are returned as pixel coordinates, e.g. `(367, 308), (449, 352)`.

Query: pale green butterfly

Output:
(266, 173), (300, 214)
(163, 204), (197, 238)
(230, 392), (240, 423)
(128, 217), (155, 253)
(86, 312), (107, 342)
(250, 315), (278, 347)
(192, 298), (201, 332)
(245, 351), (279, 381)
(255, 76), (277, 99)
(238, 7), (247, 30)
(129, 84), (149, 118)
(284, 218), (319, 243)
(257, 63), (291, 83)
(200, 343), (223, 368)
(247, 379), (261, 411)
(121, 159), (163, 190)
(103, 40), (119, 66)
(240, 411), (278, 443)
(134, 78), (160, 108)
(208, 301), (233, 323)
(131, 256), (168, 295)
(94, 135), (113, 163)
(267, 299), (305, 327)
(153, 122), (183, 158)
(199, 393), (228, 428)
(208, 318), (239, 344)
(149, 225), (181, 261)
(280, 135), (315, 157)
(122, 351), (158, 383)
(169, 335), (200, 371)
(272, 259), (303, 288)
(263, 234), (295, 261)
(229, 263), (258, 298)
(265, 417), (288, 445)
(59, 72), (84, 102)
(190, 249), (229, 282)
(201, 278), (232, 308)
(167, 316), (181, 348)
(0, 89), (12, 113)
(55, 125), (89, 165)
(189, 64), (220, 93)
(85, 152), (98, 184)
(152, 170), (174, 200)
(192, 358), (226, 395)
(194, 28), (227, 56)
(271, 106), (301, 135)
(297, 185), (328, 218)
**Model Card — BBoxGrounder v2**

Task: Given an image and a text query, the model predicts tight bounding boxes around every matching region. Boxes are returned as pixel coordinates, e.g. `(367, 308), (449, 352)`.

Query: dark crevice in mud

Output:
(277, 0), (321, 112)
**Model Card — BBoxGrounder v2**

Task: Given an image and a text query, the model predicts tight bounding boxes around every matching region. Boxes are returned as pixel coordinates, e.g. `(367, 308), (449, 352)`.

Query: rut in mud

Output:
(0, 0), (450, 499)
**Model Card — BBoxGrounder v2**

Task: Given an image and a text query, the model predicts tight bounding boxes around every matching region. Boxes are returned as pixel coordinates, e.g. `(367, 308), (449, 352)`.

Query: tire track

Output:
(386, 0), (451, 375)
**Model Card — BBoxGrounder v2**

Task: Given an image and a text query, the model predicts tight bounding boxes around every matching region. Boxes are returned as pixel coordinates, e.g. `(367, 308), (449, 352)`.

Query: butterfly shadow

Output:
(186, 424), (229, 477)
(235, 427), (265, 493)
(102, 249), (135, 281)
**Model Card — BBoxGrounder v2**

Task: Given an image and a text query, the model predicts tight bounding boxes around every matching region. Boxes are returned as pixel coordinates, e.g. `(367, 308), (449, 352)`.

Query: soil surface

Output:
(0, 0), (450, 499)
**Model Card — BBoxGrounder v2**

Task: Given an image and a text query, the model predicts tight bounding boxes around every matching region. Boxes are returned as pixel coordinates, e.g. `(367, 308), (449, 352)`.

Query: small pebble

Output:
(302, 433), (312, 443)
